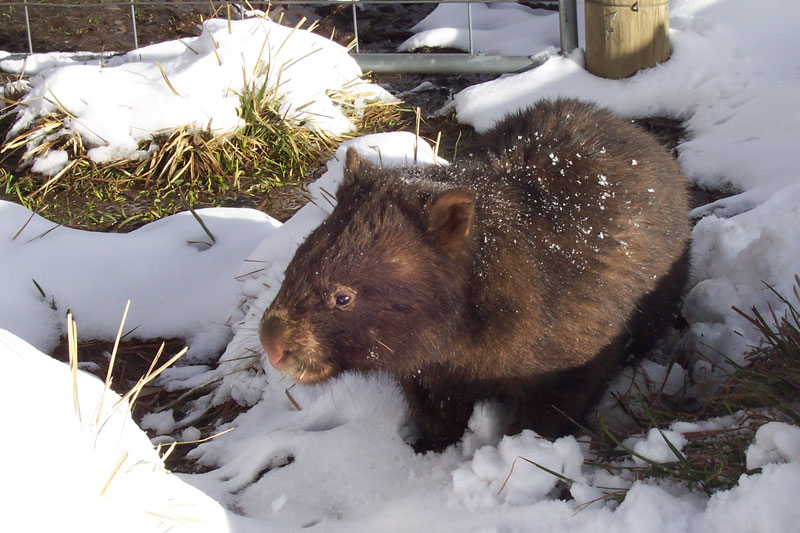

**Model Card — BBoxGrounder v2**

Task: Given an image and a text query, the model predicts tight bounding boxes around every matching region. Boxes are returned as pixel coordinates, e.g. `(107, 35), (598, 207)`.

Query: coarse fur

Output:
(259, 98), (690, 452)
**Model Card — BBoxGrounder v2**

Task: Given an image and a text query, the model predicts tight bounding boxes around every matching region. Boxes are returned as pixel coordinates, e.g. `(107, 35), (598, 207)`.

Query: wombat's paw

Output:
(410, 435), (452, 454)
(408, 426), (465, 454)
(400, 410), (462, 453)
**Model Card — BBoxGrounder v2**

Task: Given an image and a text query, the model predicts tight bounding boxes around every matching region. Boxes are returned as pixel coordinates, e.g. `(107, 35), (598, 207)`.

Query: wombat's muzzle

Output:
(259, 315), (288, 370)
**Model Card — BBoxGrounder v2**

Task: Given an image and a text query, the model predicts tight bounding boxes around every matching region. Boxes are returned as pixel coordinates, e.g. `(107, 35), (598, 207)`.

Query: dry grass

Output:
(53, 308), (240, 474)
(59, 305), (246, 525)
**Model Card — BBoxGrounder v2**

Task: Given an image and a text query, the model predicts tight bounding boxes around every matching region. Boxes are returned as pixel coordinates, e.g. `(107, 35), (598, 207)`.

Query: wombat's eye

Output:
(329, 286), (356, 310)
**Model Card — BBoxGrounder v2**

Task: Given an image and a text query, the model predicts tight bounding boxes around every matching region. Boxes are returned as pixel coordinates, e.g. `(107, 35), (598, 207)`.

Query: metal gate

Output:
(2, 0), (578, 73)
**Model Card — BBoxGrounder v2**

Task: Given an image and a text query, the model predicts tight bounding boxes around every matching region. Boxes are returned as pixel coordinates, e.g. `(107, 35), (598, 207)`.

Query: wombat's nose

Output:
(259, 315), (288, 369)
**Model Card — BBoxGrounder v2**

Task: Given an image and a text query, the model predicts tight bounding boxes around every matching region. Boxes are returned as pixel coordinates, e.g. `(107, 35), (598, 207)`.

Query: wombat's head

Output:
(259, 147), (475, 383)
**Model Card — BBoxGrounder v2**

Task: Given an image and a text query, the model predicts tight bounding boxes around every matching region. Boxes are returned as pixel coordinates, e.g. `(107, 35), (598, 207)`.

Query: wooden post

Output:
(585, 1), (670, 79)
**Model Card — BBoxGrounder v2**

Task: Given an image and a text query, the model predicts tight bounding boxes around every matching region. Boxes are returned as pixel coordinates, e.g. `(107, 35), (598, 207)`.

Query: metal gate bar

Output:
(353, 52), (551, 75)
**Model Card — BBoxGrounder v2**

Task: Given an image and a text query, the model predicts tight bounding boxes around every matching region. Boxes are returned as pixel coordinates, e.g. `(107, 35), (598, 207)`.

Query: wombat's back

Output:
(425, 99), (689, 439)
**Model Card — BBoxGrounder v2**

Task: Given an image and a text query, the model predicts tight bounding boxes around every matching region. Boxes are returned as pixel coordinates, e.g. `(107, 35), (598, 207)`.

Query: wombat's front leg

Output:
(398, 372), (476, 453)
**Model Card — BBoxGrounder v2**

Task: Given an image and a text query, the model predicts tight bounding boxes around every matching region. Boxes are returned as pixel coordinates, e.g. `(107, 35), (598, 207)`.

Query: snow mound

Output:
(626, 428), (688, 466)
(452, 431), (584, 506)
(746, 422), (800, 470)
(0, 202), (278, 357)
(0, 329), (256, 532)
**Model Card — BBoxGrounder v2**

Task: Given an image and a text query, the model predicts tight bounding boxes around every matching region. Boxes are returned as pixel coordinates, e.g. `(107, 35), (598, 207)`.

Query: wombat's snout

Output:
(259, 315), (288, 370)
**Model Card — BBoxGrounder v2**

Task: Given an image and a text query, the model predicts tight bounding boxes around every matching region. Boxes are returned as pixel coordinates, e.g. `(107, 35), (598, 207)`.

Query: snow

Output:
(452, 431), (584, 505)
(1, 1), (800, 531)
(30, 149), (69, 176)
(399, 3), (560, 56)
(696, 464), (800, 533)
(0, 329), (260, 532)
(141, 409), (177, 436)
(626, 428), (688, 466)
(746, 422), (800, 470)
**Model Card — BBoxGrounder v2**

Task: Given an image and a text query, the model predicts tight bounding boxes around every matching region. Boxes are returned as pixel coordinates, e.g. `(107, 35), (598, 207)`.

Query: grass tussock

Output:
(725, 275), (800, 424)
(0, 82), (340, 230)
(0, 14), (407, 231)
(1, 85), (411, 230)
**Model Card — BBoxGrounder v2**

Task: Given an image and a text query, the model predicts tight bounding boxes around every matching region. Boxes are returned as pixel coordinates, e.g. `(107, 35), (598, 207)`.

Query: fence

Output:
(2, 0), (577, 74)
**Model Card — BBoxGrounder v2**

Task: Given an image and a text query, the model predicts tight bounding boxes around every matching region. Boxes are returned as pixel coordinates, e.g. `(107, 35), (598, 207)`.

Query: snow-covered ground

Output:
(2, 1), (800, 531)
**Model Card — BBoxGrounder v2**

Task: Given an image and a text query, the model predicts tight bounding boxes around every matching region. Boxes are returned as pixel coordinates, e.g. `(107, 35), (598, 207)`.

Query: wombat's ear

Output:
(345, 147), (366, 173)
(341, 147), (374, 193)
(426, 188), (475, 251)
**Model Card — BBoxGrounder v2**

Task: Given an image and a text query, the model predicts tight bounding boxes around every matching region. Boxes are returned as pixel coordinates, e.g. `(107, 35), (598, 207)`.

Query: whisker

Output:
(375, 338), (394, 354)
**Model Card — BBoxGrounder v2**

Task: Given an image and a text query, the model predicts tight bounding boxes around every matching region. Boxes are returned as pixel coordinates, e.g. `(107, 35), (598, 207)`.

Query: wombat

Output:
(259, 98), (689, 452)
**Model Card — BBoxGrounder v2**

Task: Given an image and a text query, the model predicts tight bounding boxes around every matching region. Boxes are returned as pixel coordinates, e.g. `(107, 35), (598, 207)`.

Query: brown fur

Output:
(259, 98), (690, 451)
